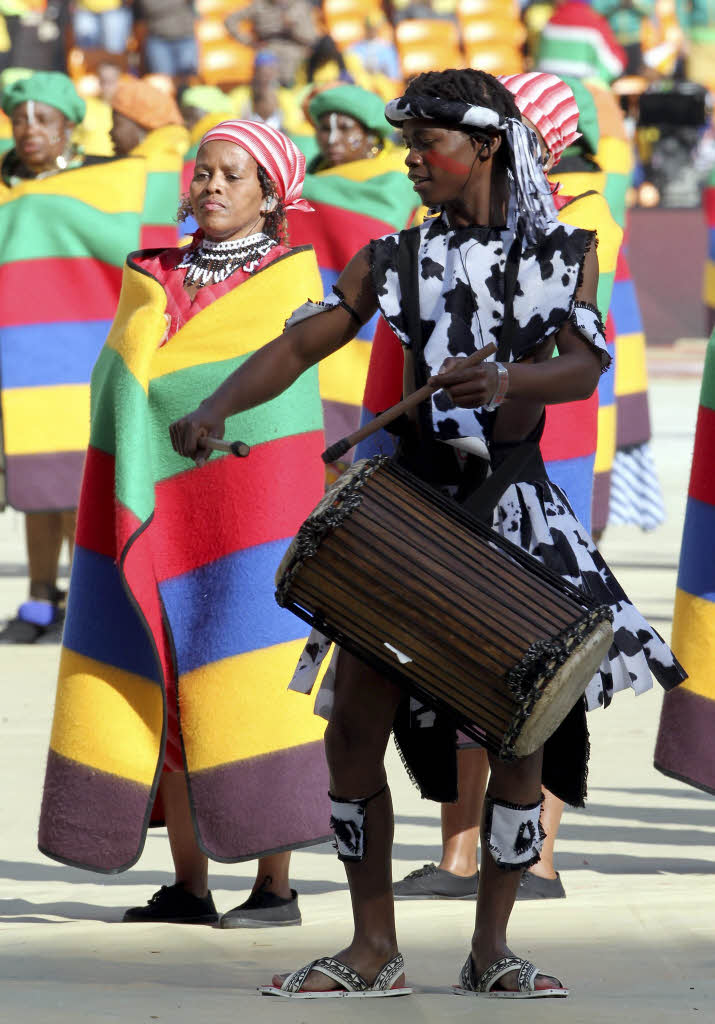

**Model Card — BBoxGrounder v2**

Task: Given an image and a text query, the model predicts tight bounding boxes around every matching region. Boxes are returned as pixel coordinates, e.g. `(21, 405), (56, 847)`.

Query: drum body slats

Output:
(276, 458), (614, 758)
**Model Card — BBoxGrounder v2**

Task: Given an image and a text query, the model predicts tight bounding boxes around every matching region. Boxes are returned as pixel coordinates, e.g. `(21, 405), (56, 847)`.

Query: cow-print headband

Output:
(385, 94), (557, 247)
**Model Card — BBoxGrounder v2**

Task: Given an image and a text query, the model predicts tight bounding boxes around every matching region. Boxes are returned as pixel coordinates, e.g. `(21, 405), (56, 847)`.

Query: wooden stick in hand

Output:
(201, 437), (250, 458)
(322, 342), (497, 464)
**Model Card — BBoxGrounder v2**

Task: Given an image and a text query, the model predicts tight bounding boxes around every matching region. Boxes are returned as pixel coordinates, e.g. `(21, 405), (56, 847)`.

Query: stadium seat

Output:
(323, 0), (382, 19)
(460, 18), (526, 50)
(199, 39), (256, 86)
(457, 0), (519, 17)
(399, 44), (464, 78)
(465, 44), (524, 75)
(396, 19), (460, 51)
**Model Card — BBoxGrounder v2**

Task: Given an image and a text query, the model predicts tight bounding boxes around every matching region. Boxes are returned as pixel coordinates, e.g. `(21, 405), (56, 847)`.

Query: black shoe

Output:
(0, 617), (44, 644)
(393, 862), (478, 900)
(516, 870), (566, 900)
(220, 876), (301, 928)
(123, 883), (219, 924)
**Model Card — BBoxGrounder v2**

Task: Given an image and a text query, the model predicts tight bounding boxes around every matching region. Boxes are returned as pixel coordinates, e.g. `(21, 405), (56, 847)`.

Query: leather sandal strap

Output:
(282, 957), (368, 994)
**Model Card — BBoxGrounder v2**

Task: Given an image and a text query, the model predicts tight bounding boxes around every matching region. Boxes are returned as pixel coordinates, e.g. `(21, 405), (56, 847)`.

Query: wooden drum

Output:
(275, 458), (613, 759)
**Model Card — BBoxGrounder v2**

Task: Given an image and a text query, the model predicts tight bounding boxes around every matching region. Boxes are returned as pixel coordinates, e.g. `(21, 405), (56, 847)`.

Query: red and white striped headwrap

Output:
(498, 72), (581, 167)
(199, 119), (313, 212)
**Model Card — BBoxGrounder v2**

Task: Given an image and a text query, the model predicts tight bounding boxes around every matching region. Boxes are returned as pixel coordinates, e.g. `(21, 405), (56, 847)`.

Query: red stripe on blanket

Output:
(153, 429), (325, 582)
(705, 187), (715, 226)
(363, 320), (404, 415)
(541, 391), (598, 461)
(614, 249), (631, 283)
(75, 447), (143, 557)
(0, 258), (123, 327)
(689, 406), (715, 507)
(288, 202), (395, 272)
(140, 225), (180, 250)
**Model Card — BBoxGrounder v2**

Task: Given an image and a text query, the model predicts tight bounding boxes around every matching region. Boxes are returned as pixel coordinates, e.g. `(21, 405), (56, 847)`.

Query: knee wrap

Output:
(483, 795), (545, 871)
(328, 785), (386, 863)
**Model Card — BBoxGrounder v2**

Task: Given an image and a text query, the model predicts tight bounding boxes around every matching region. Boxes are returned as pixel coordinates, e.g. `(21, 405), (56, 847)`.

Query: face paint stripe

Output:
(425, 149), (472, 176)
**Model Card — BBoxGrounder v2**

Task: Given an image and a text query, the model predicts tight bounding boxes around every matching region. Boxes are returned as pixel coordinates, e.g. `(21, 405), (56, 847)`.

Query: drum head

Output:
(513, 620), (614, 758)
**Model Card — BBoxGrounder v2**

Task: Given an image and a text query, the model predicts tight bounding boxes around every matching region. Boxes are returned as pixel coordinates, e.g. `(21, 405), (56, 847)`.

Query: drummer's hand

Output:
(429, 357), (499, 409)
(169, 400), (225, 468)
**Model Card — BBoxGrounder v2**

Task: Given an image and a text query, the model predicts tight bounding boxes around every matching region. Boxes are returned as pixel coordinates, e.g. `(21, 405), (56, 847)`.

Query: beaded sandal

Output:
(453, 954), (569, 999)
(259, 953), (411, 999)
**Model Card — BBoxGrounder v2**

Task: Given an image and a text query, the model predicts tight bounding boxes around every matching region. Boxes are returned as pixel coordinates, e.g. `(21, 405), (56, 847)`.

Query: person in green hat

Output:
(0, 71), (116, 645)
(1, 70), (86, 184)
(306, 82), (393, 172)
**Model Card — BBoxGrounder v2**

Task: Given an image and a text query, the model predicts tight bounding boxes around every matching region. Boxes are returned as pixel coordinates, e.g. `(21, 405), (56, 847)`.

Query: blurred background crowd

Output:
(0, 0), (714, 212)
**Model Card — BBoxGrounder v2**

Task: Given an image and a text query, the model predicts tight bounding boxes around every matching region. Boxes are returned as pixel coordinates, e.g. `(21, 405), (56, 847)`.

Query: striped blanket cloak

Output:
(38, 246), (330, 872)
(287, 148), (418, 455)
(654, 330), (715, 793)
(703, 168), (715, 336)
(0, 157), (148, 511)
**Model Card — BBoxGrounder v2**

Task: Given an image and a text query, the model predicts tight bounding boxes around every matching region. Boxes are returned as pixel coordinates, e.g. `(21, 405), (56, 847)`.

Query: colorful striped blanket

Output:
(536, 1), (627, 83)
(654, 331), (715, 794)
(0, 157), (147, 511)
(132, 124), (188, 249)
(38, 246), (330, 871)
(287, 148), (418, 453)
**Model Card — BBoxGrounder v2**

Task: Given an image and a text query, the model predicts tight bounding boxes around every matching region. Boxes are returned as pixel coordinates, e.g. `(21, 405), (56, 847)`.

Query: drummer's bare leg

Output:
(440, 747), (489, 876)
(471, 748), (562, 992)
(528, 790), (564, 881)
(271, 649), (404, 992)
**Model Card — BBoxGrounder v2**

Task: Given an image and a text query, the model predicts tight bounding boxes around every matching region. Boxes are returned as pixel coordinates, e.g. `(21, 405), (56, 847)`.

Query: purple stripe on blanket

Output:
(190, 740), (331, 861)
(6, 451), (86, 511)
(654, 688), (715, 795)
(615, 391), (651, 448)
(38, 749), (152, 872)
(591, 470), (612, 534)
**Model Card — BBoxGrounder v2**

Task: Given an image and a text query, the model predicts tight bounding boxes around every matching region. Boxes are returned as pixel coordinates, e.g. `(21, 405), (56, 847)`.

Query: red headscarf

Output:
(498, 72), (581, 167)
(198, 120), (313, 212)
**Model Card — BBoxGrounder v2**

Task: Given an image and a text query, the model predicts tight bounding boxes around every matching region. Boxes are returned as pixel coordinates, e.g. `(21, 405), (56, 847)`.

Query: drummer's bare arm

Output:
(169, 247), (377, 463)
(430, 243), (603, 410)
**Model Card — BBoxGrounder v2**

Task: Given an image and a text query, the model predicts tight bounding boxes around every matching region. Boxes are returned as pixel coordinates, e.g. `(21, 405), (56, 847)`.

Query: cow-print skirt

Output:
(493, 478), (686, 710)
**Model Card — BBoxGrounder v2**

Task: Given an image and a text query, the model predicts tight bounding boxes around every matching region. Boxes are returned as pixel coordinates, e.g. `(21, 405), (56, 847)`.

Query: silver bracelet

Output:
(484, 361), (510, 411)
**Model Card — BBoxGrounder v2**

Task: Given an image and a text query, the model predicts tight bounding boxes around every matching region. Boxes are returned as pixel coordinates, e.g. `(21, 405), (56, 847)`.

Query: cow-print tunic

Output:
(288, 213), (684, 801)
(365, 212), (685, 710)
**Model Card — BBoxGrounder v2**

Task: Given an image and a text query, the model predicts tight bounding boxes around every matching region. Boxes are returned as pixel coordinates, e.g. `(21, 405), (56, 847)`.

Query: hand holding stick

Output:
(322, 342), (497, 465)
(201, 437), (250, 458)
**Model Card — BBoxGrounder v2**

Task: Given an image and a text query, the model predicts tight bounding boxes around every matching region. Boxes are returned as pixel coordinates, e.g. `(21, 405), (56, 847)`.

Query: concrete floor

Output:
(0, 364), (713, 1023)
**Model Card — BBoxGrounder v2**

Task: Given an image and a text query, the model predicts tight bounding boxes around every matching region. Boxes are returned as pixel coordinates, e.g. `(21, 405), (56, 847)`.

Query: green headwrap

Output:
(1, 71), (86, 125)
(309, 84), (392, 139)
(180, 85), (234, 116)
(561, 75), (600, 157)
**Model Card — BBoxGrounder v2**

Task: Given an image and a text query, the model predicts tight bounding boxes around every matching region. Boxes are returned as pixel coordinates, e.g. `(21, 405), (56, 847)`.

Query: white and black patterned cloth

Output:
(370, 212), (608, 442)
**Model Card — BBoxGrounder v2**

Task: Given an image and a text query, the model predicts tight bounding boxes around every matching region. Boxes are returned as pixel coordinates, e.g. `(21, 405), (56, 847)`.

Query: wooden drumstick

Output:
(322, 341), (497, 465)
(201, 437), (251, 458)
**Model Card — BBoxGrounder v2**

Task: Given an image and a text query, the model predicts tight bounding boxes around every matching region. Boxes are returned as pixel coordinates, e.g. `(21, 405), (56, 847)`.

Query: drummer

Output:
(170, 70), (685, 999)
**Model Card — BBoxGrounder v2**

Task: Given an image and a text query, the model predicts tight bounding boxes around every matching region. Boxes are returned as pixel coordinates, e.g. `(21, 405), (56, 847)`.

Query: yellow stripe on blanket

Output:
(319, 339), (373, 407)
(150, 247), (321, 379)
(179, 638), (327, 773)
(614, 332), (648, 396)
(0, 156), (147, 214)
(597, 137), (633, 177)
(50, 648), (163, 786)
(594, 403), (616, 473)
(671, 589), (715, 700)
(703, 261), (715, 305)
(2, 384), (89, 455)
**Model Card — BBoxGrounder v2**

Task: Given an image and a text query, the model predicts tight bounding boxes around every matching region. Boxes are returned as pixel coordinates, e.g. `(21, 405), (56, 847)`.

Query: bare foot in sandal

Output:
(268, 943), (407, 996)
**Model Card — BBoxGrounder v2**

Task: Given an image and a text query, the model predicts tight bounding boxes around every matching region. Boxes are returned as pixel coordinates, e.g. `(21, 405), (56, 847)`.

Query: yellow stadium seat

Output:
(396, 19), (459, 51)
(196, 0), (251, 16)
(327, 16), (367, 48)
(465, 44), (524, 75)
(457, 0), (519, 17)
(199, 39), (256, 86)
(400, 44), (464, 78)
(460, 18), (526, 49)
(323, 0), (382, 19)
(195, 18), (231, 44)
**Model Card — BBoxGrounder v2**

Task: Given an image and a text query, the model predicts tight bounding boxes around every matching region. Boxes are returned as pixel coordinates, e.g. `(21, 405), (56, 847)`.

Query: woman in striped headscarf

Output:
(39, 120), (331, 931)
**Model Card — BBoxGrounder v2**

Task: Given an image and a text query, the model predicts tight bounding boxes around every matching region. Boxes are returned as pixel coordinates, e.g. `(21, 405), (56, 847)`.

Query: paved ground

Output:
(1, 364), (713, 1023)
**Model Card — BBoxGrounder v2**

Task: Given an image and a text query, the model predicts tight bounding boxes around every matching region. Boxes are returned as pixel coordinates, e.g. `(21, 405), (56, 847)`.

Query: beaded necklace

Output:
(177, 232), (277, 287)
